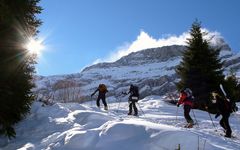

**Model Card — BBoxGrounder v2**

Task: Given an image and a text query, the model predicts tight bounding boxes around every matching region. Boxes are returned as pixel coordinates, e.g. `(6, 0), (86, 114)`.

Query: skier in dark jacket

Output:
(127, 84), (139, 116)
(177, 88), (194, 127)
(211, 91), (232, 138)
(91, 84), (108, 110)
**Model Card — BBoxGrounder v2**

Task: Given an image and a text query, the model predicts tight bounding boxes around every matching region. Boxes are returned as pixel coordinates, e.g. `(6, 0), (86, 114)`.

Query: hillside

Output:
(0, 96), (240, 150)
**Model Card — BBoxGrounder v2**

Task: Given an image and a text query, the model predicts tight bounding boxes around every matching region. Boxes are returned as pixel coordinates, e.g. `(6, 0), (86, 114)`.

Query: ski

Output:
(183, 122), (197, 128)
(220, 84), (230, 102)
(127, 114), (139, 118)
(219, 133), (238, 139)
(176, 122), (196, 128)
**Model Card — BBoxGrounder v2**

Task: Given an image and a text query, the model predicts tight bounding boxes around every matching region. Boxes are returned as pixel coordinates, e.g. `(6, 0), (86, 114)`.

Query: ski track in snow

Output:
(1, 96), (240, 150)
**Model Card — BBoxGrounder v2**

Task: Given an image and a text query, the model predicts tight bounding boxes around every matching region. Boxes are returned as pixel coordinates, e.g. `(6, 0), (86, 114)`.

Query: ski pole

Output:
(207, 112), (217, 131)
(191, 109), (199, 127)
(137, 102), (146, 117)
(197, 136), (200, 150)
(107, 99), (110, 110)
(176, 106), (179, 123)
(91, 96), (93, 107)
(220, 84), (230, 102)
(203, 139), (206, 150)
(117, 92), (125, 113)
(116, 97), (121, 113)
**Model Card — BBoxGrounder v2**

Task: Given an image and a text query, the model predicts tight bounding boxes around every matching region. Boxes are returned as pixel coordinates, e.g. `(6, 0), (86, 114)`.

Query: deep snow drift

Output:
(1, 96), (240, 150)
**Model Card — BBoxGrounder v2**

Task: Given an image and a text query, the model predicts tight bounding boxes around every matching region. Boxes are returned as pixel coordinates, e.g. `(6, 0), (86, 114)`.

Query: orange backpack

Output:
(99, 84), (107, 92)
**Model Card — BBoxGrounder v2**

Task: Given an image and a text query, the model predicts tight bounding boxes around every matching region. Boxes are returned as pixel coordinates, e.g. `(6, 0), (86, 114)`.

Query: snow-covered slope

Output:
(1, 97), (240, 150)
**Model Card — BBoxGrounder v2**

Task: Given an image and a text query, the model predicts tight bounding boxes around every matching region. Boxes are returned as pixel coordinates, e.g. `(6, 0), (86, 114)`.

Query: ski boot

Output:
(104, 106), (108, 111)
(128, 112), (132, 115)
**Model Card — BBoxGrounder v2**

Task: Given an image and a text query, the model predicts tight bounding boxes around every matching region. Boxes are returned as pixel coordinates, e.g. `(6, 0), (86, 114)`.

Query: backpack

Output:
(99, 84), (107, 92)
(224, 99), (238, 113)
(131, 85), (139, 97)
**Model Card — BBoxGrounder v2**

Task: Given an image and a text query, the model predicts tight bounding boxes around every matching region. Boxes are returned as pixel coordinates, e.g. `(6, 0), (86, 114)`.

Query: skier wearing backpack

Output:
(177, 88), (194, 128)
(91, 84), (108, 110)
(211, 91), (232, 138)
(126, 84), (139, 116)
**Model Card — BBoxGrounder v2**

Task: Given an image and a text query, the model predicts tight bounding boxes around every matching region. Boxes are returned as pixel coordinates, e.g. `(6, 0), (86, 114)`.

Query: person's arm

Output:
(128, 86), (133, 94)
(215, 113), (220, 118)
(177, 93), (187, 106)
(121, 91), (127, 95)
(127, 89), (131, 94)
(91, 89), (99, 97)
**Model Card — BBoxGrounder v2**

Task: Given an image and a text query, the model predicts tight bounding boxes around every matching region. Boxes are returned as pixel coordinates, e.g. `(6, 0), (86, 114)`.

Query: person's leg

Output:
(132, 101), (138, 115)
(96, 96), (100, 107)
(220, 117), (226, 130)
(222, 114), (232, 137)
(184, 105), (193, 123)
(128, 101), (133, 115)
(101, 96), (107, 107)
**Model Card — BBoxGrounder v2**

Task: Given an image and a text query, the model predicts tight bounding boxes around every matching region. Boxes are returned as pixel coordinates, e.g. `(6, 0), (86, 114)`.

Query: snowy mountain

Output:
(34, 39), (240, 104)
(1, 37), (240, 150)
(1, 96), (240, 149)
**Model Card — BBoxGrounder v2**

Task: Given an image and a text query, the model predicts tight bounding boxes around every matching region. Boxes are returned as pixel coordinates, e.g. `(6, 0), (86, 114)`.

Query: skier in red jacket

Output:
(177, 88), (194, 127)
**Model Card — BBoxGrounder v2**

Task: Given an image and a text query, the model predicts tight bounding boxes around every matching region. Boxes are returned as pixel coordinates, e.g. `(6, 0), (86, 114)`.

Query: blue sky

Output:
(37, 0), (240, 76)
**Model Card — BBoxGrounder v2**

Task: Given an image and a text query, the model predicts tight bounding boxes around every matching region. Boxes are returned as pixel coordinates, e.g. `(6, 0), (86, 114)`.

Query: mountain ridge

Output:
(34, 42), (239, 103)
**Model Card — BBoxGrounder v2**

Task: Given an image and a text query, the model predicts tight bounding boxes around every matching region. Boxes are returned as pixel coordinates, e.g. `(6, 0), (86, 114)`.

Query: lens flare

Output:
(26, 38), (44, 56)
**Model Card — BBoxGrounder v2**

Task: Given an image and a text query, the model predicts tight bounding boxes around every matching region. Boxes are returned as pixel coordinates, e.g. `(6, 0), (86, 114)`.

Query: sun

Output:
(26, 38), (44, 55)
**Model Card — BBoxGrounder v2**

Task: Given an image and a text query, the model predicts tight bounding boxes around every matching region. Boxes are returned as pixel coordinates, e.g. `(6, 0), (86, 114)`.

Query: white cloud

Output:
(202, 29), (225, 47)
(94, 29), (223, 63)
(92, 58), (103, 65)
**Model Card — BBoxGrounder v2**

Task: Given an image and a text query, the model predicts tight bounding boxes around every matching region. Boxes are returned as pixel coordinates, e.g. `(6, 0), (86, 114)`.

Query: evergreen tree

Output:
(0, 0), (42, 138)
(176, 20), (225, 104)
(223, 70), (240, 102)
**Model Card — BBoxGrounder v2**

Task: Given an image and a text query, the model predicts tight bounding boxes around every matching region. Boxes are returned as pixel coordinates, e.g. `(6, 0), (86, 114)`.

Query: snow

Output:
(33, 44), (240, 102)
(223, 51), (240, 61)
(33, 56), (183, 101)
(34, 75), (67, 90)
(1, 96), (240, 150)
(81, 59), (180, 80)
(219, 50), (233, 58)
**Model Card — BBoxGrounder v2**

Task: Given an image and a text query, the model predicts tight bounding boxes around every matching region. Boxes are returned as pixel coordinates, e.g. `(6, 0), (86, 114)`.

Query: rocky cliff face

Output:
(34, 42), (239, 103)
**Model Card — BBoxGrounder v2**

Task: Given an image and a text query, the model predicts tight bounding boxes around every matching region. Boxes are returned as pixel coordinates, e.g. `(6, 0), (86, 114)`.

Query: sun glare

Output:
(26, 38), (44, 56)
